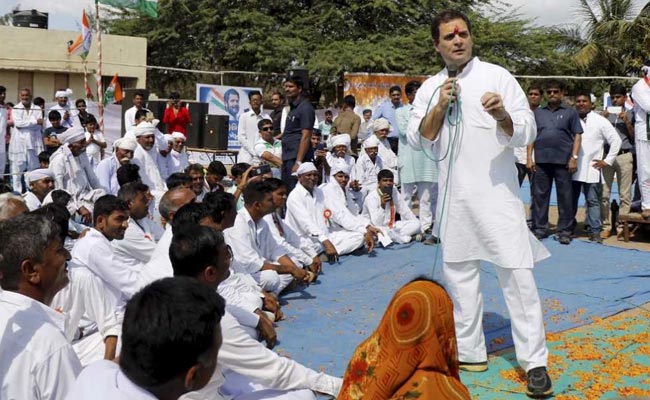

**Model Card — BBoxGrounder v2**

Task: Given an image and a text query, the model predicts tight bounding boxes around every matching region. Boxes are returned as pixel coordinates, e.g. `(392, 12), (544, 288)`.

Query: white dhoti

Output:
(441, 260), (548, 372)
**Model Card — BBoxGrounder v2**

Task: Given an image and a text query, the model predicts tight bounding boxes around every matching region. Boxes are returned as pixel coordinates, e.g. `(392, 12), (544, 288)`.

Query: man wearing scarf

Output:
(49, 127), (105, 223)
(22, 168), (55, 211)
(96, 137), (137, 195)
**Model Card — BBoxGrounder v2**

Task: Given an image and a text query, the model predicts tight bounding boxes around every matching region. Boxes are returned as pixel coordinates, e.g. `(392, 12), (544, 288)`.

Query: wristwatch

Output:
(571, 154), (578, 160)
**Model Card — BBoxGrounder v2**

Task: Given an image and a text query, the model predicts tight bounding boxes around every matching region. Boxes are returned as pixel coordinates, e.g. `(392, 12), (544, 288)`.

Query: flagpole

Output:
(83, 61), (89, 99)
(95, 0), (104, 133)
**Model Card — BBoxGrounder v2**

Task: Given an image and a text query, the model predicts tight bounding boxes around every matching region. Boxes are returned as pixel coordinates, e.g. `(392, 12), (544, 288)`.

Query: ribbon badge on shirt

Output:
(323, 209), (332, 227)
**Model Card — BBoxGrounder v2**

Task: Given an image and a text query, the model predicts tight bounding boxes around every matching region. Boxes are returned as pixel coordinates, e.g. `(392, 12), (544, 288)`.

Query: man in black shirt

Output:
(269, 91), (285, 137)
(280, 77), (314, 191)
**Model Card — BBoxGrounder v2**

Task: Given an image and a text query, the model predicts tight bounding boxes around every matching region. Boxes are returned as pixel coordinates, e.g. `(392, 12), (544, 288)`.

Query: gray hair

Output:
(0, 214), (61, 290)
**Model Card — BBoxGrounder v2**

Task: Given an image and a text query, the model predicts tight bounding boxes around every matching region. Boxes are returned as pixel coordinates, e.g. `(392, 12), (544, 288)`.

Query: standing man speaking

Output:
(406, 10), (553, 399)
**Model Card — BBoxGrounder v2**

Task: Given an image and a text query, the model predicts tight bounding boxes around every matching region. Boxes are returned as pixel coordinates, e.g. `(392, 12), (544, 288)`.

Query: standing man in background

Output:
(374, 86), (403, 153)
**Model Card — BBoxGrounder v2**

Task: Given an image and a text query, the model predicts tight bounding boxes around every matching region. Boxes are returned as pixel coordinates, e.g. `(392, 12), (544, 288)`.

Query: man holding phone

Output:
(254, 119), (282, 178)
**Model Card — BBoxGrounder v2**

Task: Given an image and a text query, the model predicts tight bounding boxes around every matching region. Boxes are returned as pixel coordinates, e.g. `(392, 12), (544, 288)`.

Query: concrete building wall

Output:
(0, 25), (147, 103)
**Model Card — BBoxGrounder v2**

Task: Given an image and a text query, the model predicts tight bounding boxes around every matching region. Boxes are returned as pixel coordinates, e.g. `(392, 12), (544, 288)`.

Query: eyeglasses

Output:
(260, 127), (273, 132)
(546, 89), (560, 94)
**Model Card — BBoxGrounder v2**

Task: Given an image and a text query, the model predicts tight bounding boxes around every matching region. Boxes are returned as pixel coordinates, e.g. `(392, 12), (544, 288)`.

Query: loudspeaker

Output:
(185, 102), (208, 148)
(121, 88), (149, 134)
(202, 115), (229, 150)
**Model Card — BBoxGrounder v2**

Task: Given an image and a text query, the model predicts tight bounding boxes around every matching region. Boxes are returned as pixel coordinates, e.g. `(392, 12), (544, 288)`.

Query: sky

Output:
(0, 0), (647, 31)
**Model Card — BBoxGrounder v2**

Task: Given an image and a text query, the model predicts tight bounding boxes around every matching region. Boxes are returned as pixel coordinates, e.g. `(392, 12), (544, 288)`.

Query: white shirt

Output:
(0, 289), (82, 400)
(138, 224), (174, 288)
(48, 104), (75, 128)
(362, 186), (416, 227)
(50, 265), (121, 343)
(631, 78), (650, 142)
(321, 180), (369, 233)
(184, 311), (341, 400)
(263, 213), (314, 266)
(10, 102), (43, 160)
(225, 208), (287, 275)
(84, 130), (106, 167)
(325, 153), (357, 181)
(124, 106), (145, 130)
(378, 137), (397, 171)
(96, 156), (121, 195)
(71, 228), (141, 304)
(112, 216), (163, 268)
(132, 144), (167, 192)
(0, 105), (6, 150)
(167, 148), (189, 174)
(354, 152), (383, 192)
(406, 57), (549, 269)
(237, 109), (270, 163)
(50, 146), (102, 196)
(23, 191), (43, 211)
(572, 111), (621, 183)
(65, 360), (157, 400)
(253, 137), (282, 165)
(218, 271), (264, 330)
(285, 182), (330, 243)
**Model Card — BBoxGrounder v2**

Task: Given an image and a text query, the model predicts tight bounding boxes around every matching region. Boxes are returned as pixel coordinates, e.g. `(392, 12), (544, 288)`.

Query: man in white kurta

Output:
(131, 121), (167, 192)
(632, 61), (650, 219)
(0, 88), (7, 176)
(166, 131), (189, 174)
(9, 89), (43, 192)
(372, 118), (399, 184)
(354, 135), (384, 201)
(49, 128), (106, 220)
(406, 12), (552, 396)
(285, 163), (361, 260)
(571, 94), (621, 241)
(237, 91), (270, 163)
(96, 136), (137, 195)
(22, 168), (55, 211)
(47, 89), (75, 128)
(362, 170), (420, 244)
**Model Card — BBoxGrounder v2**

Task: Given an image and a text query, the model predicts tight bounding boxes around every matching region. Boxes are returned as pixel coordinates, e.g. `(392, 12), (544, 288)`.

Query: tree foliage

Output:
(102, 0), (575, 100)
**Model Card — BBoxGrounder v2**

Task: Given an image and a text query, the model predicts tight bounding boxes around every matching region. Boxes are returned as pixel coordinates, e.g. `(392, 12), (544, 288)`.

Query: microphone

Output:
(447, 66), (458, 116)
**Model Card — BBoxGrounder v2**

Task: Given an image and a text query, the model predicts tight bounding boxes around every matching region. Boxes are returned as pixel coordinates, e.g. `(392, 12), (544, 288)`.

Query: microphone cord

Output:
(416, 80), (464, 276)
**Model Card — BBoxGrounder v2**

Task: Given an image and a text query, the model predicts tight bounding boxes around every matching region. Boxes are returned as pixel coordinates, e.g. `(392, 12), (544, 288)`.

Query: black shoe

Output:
(534, 231), (548, 240)
(526, 367), (553, 398)
(458, 361), (488, 372)
(423, 236), (439, 246)
(558, 235), (571, 245)
(589, 233), (603, 244)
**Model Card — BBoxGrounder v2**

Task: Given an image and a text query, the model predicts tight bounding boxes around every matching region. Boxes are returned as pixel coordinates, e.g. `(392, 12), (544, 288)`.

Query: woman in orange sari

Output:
(339, 278), (471, 399)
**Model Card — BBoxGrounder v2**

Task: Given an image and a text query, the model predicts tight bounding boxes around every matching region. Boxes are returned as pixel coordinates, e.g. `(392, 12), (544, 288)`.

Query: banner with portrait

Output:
(196, 84), (263, 149)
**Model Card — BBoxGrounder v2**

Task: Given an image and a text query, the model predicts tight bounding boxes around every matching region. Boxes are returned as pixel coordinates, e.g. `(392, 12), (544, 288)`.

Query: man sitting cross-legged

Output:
(225, 180), (311, 295)
(285, 162), (368, 261)
(170, 224), (342, 400)
(363, 169), (421, 245)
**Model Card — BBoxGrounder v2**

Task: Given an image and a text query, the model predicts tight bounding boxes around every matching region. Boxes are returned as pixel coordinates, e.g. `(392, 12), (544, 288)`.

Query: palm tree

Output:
(572, 0), (650, 75)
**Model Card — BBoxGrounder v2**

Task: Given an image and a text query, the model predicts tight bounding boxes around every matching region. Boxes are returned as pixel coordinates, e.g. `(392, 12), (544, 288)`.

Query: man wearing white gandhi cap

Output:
(354, 135), (384, 201)
(131, 121), (167, 192)
(96, 136), (138, 195)
(285, 162), (365, 261)
(166, 131), (189, 174)
(49, 126), (106, 224)
(22, 168), (55, 211)
(372, 118), (399, 184)
(47, 88), (75, 129)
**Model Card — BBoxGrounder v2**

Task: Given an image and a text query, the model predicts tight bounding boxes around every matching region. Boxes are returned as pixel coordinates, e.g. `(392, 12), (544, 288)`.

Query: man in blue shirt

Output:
(529, 80), (583, 244)
(281, 76), (315, 191)
(374, 85), (403, 153)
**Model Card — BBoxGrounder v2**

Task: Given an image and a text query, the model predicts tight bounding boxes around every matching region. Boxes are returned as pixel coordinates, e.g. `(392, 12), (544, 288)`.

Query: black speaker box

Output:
(185, 102), (208, 148)
(202, 115), (229, 150)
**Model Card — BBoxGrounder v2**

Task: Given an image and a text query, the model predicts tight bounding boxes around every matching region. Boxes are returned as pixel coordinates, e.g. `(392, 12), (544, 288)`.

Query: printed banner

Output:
(196, 84), (263, 149)
(343, 72), (429, 114)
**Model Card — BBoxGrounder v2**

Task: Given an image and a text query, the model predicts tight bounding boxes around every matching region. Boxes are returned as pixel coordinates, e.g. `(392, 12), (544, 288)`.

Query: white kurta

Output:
(237, 110), (270, 163)
(132, 144), (166, 192)
(137, 224), (174, 289)
(0, 106), (6, 160)
(50, 146), (105, 212)
(96, 156), (120, 195)
(84, 130), (106, 168)
(71, 228), (141, 306)
(0, 289), (82, 400)
(218, 271), (264, 334)
(631, 78), (650, 210)
(10, 102), (43, 165)
(166, 148), (189, 174)
(354, 152), (383, 199)
(572, 112), (621, 184)
(112, 216), (163, 268)
(362, 187), (420, 244)
(264, 213), (314, 266)
(321, 180), (368, 234)
(48, 104), (75, 128)
(65, 360), (159, 400)
(406, 57), (549, 268)
(22, 191), (43, 211)
(181, 311), (341, 400)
